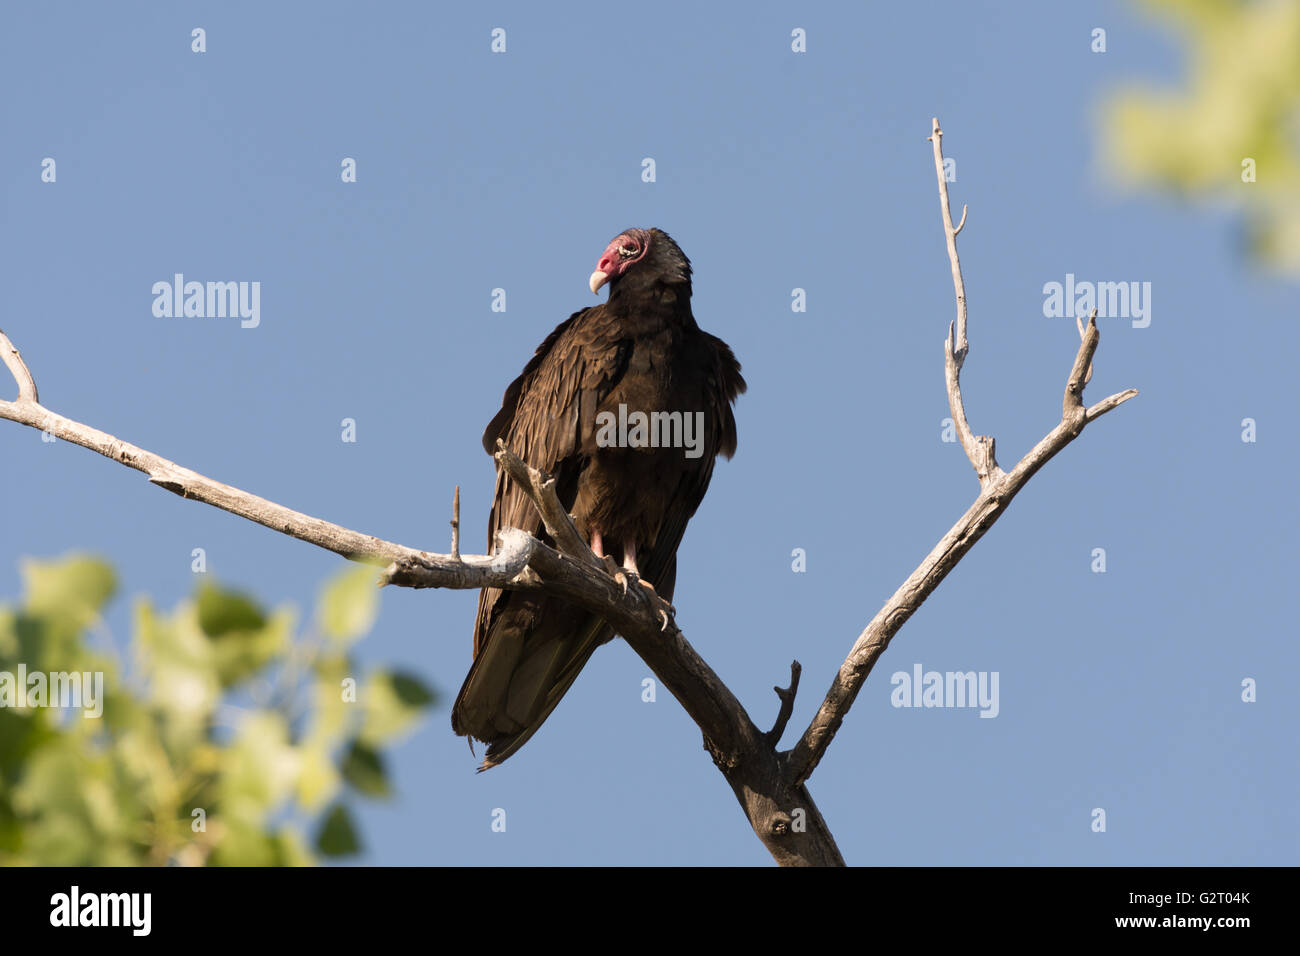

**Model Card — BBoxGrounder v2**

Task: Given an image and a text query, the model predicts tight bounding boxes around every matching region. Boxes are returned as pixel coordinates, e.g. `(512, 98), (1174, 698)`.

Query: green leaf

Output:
(133, 598), (220, 726)
(20, 555), (116, 629)
(315, 803), (361, 857)
(317, 565), (380, 646)
(196, 580), (266, 636)
(210, 819), (279, 867)
(190, 581), (293, 687)
(269, 827), (315, 867)
(295, 736), (341, 812)
(359, 670), (437, 746)
(209, 609), (293, 688)
(340, 740), (389, 798)
(218, 712), (300, 814)
(0, 608), (17, 659)
(306, 653), (353, 747)
(390, 672), (437, 708)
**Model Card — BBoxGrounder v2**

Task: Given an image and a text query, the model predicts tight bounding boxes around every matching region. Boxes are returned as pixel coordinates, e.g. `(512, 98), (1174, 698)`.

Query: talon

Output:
(659, 609), (670, 631)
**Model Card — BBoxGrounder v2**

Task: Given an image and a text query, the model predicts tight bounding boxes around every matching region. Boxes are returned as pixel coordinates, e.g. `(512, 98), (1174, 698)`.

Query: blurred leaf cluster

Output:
(0, 556), (435, 865)
(1102, 0), (1300, 273)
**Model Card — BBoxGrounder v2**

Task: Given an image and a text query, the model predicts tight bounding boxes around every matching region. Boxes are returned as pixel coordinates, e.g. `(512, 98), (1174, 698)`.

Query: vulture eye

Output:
(618, 244), (638, 258)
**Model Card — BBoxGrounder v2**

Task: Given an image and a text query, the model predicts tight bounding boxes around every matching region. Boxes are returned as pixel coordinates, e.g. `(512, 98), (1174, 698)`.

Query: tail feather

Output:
(478, 618), (610, 770)
(452, 597), (612, 769)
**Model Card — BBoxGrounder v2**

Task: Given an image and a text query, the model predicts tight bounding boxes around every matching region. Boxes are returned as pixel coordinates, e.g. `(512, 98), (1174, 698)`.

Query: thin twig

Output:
(451, 485), (461, 560)
(764, 661), (802, 747)
(930, 120), (1000, 486)
(1076, 312), (1095, 386)
(0, 329), (39, 404)
(929, 120), (968, 359)
(494, 440), (606, 571)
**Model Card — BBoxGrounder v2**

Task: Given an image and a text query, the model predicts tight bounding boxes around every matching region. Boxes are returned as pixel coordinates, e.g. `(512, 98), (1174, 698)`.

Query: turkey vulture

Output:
(452, 227), (745, 769)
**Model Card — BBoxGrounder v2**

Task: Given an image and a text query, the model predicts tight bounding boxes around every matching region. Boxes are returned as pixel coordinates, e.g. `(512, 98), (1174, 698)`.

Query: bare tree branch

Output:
(382, 444), (846, 863)
(492, 440), (606, 571)
(1, 328), (428, 567)
(784, 119), (1138, 787)
(451, 485), (461, 560)
(0, 333), (38, 404)
(765, 661), (802, 747)
(952, 203), (968, 237)
(0, 117), (1139, 867)
(1075, 314), (1094, 386)
(930, 117), (1001, 487)
(0, 324), (842, 864)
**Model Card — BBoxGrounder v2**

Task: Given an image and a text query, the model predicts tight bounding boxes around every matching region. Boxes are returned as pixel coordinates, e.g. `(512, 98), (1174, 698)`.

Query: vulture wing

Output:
(452, 305), (627, 767)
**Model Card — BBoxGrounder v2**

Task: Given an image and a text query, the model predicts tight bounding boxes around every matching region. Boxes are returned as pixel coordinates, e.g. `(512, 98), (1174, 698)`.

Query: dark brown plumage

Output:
(451, 227), (745, 769)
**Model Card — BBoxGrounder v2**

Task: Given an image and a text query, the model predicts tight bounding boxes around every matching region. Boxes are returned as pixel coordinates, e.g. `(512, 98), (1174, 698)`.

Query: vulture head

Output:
(588, 227), (692, 298)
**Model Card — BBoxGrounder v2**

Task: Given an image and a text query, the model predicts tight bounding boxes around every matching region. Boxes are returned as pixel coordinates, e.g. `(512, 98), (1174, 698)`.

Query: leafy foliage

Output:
(0, 556), (435, 865)
(1101, 0), (1300, 273)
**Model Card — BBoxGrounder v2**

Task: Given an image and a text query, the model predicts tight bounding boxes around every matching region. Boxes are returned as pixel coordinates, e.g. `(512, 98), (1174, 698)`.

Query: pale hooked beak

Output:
(589, 269), (610, 295)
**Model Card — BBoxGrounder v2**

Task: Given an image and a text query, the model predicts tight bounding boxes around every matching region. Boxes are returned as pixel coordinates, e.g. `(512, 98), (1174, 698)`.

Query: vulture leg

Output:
(621, 536), (645, 577)
(591, 529), (621, 579)
(618, 536), (676, 629)
(620, 536), (659, 594)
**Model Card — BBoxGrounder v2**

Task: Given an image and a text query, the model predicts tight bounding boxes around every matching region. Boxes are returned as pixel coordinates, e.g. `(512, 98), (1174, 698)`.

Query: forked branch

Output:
(783, 119), (1137, 786)
(0, 117), (1138, 866)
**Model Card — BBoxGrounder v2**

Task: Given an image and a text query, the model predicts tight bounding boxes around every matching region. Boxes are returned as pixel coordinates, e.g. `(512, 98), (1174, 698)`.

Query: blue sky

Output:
(2, 1), (1295, 865)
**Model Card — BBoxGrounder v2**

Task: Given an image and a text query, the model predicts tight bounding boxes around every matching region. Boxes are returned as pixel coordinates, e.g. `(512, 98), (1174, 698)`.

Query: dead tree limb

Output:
(785, 119), (1138, 786)
(0, 117), (1136, 866)
(0, 324), (845, 865)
